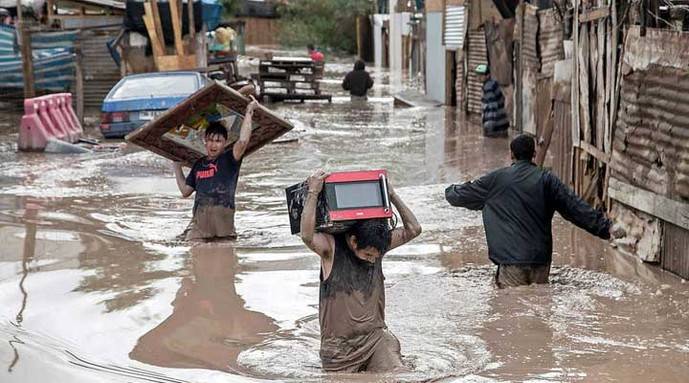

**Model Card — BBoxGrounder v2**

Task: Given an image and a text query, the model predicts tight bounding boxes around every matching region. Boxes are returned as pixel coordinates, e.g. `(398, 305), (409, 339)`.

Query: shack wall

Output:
(79, 27), (122, 109)
(608, 26), (689, 276)
(238, 17), (279, 46)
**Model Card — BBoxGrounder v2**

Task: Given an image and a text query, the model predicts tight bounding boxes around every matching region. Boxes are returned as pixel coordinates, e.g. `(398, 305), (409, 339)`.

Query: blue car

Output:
(100, 71), (211, 138)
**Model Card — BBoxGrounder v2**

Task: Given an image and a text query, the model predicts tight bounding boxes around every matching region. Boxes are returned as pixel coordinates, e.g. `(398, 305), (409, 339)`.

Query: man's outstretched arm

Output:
(445, 172), (495, 210)
(546, 173), (611, 239)
(388, 183), (422, 251)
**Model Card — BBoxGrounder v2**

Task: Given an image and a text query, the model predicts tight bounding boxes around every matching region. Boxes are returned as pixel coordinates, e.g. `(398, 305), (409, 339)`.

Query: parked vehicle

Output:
(100, 71), (211, 138)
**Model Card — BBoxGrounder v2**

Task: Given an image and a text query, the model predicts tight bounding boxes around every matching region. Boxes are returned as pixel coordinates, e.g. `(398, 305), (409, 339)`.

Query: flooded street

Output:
(1, 59), (688, 383)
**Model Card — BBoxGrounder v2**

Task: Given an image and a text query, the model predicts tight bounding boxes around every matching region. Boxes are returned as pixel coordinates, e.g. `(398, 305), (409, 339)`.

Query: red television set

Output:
(285, 169), (392, 234)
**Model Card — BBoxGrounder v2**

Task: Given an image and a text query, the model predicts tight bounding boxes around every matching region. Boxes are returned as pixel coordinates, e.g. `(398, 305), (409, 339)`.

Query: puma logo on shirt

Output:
(196, 163), (218, 180)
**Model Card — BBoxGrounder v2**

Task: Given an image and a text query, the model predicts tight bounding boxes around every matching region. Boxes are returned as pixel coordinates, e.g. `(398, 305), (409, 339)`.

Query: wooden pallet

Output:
(254, 57), (329, 103)
(125, 81), (294, 167)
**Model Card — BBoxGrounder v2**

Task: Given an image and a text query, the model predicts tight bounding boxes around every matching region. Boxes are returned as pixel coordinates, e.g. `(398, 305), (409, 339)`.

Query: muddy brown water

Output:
(1, 60), (688, 383)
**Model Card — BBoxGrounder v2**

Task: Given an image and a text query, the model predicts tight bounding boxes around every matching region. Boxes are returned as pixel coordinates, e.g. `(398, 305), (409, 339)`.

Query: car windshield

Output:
(110, 74), (199, 100)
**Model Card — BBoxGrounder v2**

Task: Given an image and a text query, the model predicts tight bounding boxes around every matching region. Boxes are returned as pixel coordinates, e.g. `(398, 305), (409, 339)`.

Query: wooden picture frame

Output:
(125, 81), (294, 167)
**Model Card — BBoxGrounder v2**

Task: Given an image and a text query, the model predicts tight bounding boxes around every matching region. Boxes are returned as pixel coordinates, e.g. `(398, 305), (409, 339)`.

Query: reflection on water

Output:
(130, 243), (278, 374)
(0, 55), (688, 383)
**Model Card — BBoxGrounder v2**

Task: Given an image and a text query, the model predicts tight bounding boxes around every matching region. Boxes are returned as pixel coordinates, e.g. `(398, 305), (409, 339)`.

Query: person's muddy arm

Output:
(300, 170), (334, 259)
(173, 162), (194, 198)
(388, 183), (422, 251)
(232, 98), (258, 161)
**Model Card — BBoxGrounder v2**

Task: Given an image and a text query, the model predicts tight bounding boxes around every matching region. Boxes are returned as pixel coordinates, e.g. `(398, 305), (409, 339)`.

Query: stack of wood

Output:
(142, 0), (197, 71)
(252, 57), (331, 102)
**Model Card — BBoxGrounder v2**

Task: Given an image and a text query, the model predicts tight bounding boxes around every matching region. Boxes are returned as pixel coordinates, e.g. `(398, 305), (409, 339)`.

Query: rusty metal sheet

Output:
(126, 82), (294, 167)
(485, 18), (514, 86)
(521, 4), (540, 71)
(466, 28), (488, 114)
(610, 65), (689, 201)
(662, 222), (689, 279)
(624, 26), (689, 71)
(537, 9), (564, 77)
(536, 77), (553, 142)
(549, 99), (572, 185)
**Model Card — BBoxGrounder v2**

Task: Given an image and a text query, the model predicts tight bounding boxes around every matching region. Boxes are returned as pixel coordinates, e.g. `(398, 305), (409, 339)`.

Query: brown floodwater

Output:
(0, 58), (688, 383)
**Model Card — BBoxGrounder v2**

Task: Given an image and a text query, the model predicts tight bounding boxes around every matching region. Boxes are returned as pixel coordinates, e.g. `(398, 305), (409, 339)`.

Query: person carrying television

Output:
(299, 169), (422, 372)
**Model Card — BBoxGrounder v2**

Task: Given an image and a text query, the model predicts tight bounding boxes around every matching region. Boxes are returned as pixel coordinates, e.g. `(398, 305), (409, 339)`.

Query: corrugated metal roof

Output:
(443, 5), (465, 50)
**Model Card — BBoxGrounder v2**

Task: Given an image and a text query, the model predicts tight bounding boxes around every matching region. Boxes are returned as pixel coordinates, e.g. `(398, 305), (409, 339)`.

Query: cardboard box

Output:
(125, 81), (294, 167)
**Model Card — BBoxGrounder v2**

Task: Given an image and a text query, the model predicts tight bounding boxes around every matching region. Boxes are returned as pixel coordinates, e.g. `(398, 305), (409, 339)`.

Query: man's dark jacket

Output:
(342, 70), (373, 97)
(445, 160), (611, 265)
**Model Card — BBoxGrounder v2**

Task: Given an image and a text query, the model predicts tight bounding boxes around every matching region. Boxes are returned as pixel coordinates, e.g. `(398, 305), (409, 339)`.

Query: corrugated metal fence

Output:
(79, 28), (122, 109)
(466, 28), (487, 114)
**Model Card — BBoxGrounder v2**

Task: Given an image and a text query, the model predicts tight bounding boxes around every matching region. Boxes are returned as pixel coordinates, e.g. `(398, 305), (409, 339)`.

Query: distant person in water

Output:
(342, 59), (374, 102)
(300, 169), (422, 373)
(173, 98), (258, 241)
(476, 64), (509, 137)
(307, 44), (325, 62)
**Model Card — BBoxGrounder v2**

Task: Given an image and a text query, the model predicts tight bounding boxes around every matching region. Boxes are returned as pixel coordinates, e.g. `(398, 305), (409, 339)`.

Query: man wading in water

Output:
(300, 169), (422, 372)
(173, 99), (258, 241)
(445, 134), (613, 288)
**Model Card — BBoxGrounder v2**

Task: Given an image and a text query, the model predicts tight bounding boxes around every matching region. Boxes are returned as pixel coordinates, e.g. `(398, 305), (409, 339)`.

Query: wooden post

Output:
(17, 0), (35, 99)
(356, 16), (362, 59)
(187, 0), (195, 40)
(571, 0), (580, 188)
(169, 0), (184, 56)
(150, 0), (166, 53)
(75, 40), (84, 123)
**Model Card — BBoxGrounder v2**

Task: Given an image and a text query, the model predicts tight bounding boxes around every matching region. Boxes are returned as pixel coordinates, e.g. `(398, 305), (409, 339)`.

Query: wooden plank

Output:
(168, 0), (184, 56)
(572, 0), (581, 147)
(608, 178), (689, 230)
(579, 6), (610, 23)
(142, 5), (165, 57)
(187, 0), (195, 39)
(608, 0), (618, 153)
(149, 0), (165, 53)
(19, 25), (35, 99)
(75, 41), (84, 123)
(575, 140), (610, 163)
(596, 20), (606, 150)
(578, 22), (590, 143)
(590, 24), (598, 145)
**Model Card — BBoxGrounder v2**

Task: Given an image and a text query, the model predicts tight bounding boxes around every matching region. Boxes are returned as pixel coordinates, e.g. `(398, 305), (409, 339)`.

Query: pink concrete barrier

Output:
(37, 98), (68, 141)
(60, 93), (82, 137)
(46, 96), (72, 142)
(54, 94), (76, 141)
(18, 93), (82, 151)
(19, 98), (51, 151)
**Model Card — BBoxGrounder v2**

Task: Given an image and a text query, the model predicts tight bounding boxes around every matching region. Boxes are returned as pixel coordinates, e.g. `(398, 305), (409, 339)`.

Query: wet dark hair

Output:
(307, 44), (315, 51)
(510, 134), (535, 161)
(354, 59), (365, 71)
(205, 121), (228, 140)
(348, 219), (391, 254)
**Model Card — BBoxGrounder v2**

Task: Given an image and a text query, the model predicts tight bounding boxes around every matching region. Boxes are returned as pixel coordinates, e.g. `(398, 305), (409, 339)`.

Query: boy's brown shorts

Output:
(184, 205), (237, 241)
